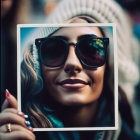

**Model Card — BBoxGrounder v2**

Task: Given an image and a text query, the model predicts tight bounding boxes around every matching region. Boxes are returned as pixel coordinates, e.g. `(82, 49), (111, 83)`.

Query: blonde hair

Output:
(21, 45), (52, 128)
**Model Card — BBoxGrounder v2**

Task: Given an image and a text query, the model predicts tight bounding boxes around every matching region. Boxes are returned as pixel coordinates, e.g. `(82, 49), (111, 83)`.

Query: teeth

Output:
(63, 83), (84, 86)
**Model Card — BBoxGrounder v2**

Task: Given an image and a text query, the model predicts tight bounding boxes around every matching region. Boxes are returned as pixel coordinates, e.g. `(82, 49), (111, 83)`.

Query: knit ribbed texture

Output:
(25, 27), (60, 75)
(44, 0), (140, 101)
(25, 0), (139, 102)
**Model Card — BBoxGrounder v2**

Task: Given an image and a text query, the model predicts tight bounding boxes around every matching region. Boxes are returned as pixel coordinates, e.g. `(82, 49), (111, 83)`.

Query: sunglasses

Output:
(35, 35), (109, 68)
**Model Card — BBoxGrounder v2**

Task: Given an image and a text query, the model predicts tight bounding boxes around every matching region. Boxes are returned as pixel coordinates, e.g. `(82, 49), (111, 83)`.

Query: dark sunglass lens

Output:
(78, 38), (105, 67)
(41, 38), (67, 67)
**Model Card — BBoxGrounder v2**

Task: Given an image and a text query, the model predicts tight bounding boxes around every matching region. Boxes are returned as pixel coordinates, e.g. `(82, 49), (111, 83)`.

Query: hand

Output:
(0, 90), (35, 140)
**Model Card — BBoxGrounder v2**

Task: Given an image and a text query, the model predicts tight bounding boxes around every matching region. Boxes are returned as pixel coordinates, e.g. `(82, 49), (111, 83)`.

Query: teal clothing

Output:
(34, 97), (114, 140)
(42, 97), (114, 128)
(43, 106), (64, 128)
(32, 94), (140, 140)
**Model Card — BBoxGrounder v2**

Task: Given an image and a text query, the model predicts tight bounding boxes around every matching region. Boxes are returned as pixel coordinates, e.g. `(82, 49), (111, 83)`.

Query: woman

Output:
(21, 20), (114, 129)
(0, 0), (139, 139)
(0, 17), (115, 139)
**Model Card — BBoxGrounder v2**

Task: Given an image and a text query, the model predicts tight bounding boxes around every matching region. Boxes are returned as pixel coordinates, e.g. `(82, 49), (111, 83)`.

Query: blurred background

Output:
(1, 0), (140, 135)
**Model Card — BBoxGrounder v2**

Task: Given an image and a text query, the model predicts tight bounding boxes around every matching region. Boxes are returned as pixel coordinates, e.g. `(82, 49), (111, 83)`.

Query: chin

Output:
(57, 95), (97, 106)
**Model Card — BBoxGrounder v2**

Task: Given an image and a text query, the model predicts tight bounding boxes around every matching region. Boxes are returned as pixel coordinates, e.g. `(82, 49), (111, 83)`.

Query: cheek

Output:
(41, 67), (58, 84)
(41, 67), (64, 103)
(88, 67), (105, 98)
(41, 65), (61, 94)
(93, 69), (104, 85)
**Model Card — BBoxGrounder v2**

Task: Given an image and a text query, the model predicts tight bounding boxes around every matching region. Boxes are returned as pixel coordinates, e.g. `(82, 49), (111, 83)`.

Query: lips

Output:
(57, 79), (89, 89)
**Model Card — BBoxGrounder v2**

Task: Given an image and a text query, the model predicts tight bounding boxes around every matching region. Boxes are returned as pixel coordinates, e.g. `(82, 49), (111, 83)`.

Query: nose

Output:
(64, 44), (82, 75)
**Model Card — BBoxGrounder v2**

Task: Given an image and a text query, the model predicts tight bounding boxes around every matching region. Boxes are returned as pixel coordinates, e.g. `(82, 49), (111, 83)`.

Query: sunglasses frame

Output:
(35, 36), (109, 68)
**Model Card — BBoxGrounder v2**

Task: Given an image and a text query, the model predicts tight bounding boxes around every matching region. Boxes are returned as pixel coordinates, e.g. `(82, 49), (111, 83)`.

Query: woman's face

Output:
(41, 18), (105, 106)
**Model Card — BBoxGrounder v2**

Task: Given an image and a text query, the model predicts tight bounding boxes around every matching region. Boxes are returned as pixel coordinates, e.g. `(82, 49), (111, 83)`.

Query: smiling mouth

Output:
(57, 79), (89, 89)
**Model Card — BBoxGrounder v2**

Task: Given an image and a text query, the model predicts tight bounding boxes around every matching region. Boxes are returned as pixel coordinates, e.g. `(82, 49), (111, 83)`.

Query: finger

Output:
(1, 99), (9, 111)
(0, 112), (27, 128)
(3, 109), (29, 120)
(0, 127), (35, 140)
(2, 90), (18, 110)
(0, 124), (34, 136)
(3, 108), (18, 114)
(0, 131), (35, 140)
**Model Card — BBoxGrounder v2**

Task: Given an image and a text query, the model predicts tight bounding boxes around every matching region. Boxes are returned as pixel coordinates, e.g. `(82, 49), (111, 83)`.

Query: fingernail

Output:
(18, 112), (25, 118)
(28, 127), (33, 132)
(18, 112), (29, 119)
(24, 114), (29, 119)
(5, 89), (10, 99)
(25, 120), (32, 127)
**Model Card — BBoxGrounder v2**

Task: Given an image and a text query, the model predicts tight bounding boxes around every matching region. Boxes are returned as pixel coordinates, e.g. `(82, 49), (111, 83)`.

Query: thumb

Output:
(2, 89), (18, 110)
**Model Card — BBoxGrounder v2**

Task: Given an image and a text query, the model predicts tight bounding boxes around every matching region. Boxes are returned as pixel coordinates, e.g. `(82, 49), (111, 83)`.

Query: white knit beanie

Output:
(28, 0), (139, 102)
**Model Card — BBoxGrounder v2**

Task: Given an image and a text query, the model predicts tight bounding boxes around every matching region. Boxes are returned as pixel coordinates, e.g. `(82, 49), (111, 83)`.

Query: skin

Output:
(0, 93), (35, 140)
(42, 19), (105, 106)
(1, 0), (35, 138)
(41, 18), (106, 126)
(0, 18), (106, 131)
(1, 0), (14, 18)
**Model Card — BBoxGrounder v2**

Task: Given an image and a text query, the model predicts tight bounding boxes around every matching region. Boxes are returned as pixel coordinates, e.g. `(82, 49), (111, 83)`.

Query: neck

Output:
(43, 94), (99, 127)
(60, 101), (98, 127)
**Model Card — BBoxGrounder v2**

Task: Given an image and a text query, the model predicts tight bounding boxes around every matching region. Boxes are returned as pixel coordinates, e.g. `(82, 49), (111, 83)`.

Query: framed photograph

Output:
(17, 23), (118, 131)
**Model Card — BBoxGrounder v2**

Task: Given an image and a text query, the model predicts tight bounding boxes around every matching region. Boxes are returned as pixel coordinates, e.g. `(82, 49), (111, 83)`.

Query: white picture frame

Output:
(17, 23), (118, 131)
